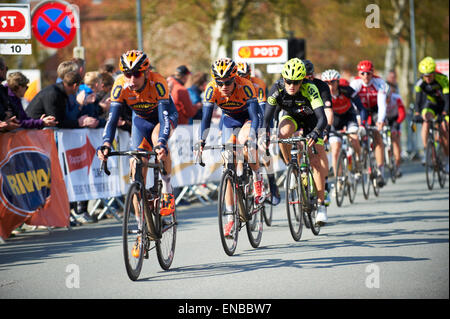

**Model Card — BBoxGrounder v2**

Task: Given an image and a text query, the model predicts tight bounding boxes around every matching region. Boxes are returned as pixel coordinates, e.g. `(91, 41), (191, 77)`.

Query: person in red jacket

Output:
(167, 65), (202, 125)
(385, 84), (406, 177)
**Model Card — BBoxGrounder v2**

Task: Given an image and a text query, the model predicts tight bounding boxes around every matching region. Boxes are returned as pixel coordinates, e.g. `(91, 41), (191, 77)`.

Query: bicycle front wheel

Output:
(370, 151), (380, 197)
(123, 182), (147, 281)
(425, 140), (435, 190)
(218, 170), (239, 256)
(347, 152), (358, 204)
(156, 208), (177, 270)
(262, 174), (273, 226)
(335, 152), (346, 207)
(285, 164), (303, 241)
(305, 170), (320, 236)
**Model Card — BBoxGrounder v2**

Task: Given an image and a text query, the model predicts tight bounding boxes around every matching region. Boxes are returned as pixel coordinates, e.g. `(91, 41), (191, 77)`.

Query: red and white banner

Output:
(56, 128), (130, 202)
(0, 129), (69, 239)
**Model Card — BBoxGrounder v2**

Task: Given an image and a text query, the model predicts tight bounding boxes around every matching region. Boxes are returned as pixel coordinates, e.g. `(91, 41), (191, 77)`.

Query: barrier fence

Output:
(0, 125), (285, 239)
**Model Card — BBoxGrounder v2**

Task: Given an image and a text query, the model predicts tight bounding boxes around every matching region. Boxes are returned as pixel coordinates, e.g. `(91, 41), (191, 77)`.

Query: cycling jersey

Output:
(331, 85), (365, 116)
(250, 76), (267, 105)
(103, 72), (178, 147)
(263, 78), (326, 135)
(200, 76), (260, 141)
(311, 78), (332, 109)
(414, 72), (449, 115)
(386, 92), (406, 122)
(350, 75), (388, 123)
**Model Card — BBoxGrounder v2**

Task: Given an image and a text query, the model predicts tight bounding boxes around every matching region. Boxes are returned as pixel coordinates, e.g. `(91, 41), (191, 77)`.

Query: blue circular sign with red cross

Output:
(31, 1), (76, 49)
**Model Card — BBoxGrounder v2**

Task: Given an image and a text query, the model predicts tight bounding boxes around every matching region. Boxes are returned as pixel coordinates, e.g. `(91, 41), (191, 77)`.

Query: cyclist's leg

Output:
(151, 121), (175, 215)
(438, 111), (449, 157)
(222, 117), (239, 211)
(391, 121), (402, 168)
(309, 139), (327, 204)
(346, 114), (361, 162)
(421, 105), (435, 150)
(278, 115), (297, 165)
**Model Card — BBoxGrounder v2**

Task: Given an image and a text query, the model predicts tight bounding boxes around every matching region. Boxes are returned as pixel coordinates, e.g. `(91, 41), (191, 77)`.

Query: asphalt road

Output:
(0, 161), (448, 302)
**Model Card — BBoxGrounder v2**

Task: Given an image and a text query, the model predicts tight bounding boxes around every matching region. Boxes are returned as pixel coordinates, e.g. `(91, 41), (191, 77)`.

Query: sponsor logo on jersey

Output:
(112, 85), (122, 99)
(155, 82), (166, 97)
(205, 86), (214, 101)
(268, 96), (277, 106)
(243, 85), (253, 98)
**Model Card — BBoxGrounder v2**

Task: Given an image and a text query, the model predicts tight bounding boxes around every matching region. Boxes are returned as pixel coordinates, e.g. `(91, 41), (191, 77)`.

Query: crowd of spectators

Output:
(1, 56), (213, 229)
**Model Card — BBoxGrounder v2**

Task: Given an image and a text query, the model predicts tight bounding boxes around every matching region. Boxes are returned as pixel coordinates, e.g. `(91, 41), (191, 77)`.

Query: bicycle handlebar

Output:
(273, 136), (318, 154)
(194, 143), (247, 167)
(101, 148), (166, 176)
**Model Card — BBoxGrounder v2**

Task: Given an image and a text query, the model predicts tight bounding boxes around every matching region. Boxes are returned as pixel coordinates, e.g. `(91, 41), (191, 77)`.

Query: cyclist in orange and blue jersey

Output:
(97, 50), (178, 216)
(198, 58), (264, 236)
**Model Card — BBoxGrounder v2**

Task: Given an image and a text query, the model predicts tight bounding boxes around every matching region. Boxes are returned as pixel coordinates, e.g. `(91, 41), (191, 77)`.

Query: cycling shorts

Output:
(131, 113), (176, 151)
(329, 111), (358, 144)
(280, 113), (324, 146)
(386, 116), (401, 133)
(221, 114), (251, 144)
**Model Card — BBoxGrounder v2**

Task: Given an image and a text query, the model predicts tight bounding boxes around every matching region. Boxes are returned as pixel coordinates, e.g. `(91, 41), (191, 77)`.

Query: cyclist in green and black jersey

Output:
(414, 56), (449, 170)
(263, 58), (329, 224)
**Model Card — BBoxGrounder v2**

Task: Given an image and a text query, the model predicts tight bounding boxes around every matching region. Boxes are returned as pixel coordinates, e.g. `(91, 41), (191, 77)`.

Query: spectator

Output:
(78, 71), (103, 128)
(26, 71), (83, 128)
(96, 71), (114, 121)
(1, 58), (20, 132)
(386, 70), (399, 93)
(167, 65), (202, 125)
(6, 72), (57, 129)
(187, 72), (208, 124)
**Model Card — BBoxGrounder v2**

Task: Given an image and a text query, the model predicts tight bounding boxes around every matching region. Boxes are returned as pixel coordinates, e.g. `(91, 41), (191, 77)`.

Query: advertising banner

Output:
(0, 129), (69, 239)
(56, 128), (130, 202)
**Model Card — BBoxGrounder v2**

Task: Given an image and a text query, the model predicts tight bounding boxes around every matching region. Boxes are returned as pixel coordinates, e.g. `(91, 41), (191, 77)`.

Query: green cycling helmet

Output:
(418, 56), (436, 75)
(282, 58), (306, 81)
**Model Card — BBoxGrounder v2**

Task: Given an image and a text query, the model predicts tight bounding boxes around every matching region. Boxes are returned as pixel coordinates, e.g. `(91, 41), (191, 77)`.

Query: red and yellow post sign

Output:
(0, 130), (70, 239)
(232, 39), (288, 64)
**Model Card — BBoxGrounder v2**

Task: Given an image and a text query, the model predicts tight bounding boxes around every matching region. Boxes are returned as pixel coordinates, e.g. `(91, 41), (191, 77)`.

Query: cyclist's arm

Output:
(397, 97), (406, 123)
(247, 97), (260, 138)
(199, 102), (214, 141)
(313, 106), (327, 135)
(102, 101), (122, 144)
(414, 80), (424, 114)
(376, 85), (387, 123)
(157, 98), (172, 146)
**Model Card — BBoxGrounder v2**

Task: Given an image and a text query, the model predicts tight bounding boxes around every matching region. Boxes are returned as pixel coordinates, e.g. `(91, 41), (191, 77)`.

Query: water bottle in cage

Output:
(347, 147), (353, 170)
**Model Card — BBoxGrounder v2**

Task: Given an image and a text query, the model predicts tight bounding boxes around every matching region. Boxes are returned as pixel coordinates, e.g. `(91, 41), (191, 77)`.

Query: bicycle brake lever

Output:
(101, 160), (111, 176)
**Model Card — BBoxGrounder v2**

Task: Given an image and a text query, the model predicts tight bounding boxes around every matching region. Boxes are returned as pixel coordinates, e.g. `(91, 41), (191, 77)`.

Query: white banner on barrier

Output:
(56, 125), (285, 201)
(57, 128), (130, 202)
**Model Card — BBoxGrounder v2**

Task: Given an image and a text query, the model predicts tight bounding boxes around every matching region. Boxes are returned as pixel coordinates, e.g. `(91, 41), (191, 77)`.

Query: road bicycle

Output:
(333, 130), (358, 207)
(102, 148), (177, 281)
(360, 126), (380, 199)
(196, 142), (264, 256)
(412, 117), (448, 190)
(381, 125), (397, 184)
(276, 136), (321, 241)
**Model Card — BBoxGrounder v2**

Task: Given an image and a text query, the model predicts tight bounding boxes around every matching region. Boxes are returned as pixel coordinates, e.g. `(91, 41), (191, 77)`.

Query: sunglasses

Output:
(216, 78), (235, 87)
(284, 79), (301, 85)
(325, 80), (338, 84)
(359, 72), (372, 76)
(124, 70), (144, 78)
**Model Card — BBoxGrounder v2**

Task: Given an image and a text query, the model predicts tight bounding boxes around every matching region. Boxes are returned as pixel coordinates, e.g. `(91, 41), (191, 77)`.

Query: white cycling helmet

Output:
(321, 69), (341, 82)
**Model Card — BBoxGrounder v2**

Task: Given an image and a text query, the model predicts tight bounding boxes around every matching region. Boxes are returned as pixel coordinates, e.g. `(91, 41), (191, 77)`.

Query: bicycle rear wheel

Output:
(425, 140), (436, 190)
(347, 152), (357, 204)
(285, 164), (303, 241)
(361, 148), (371, 200)
(388, 144), (397, 184)
(218, 170), (239, 256)
(437, 145), (447, 188)
(123, 182), (147, 281)
(335, 152), (346, 207)
(305, 170), (320, 236)
(156, 207), (177, 270)
(245, 178), (263, 248)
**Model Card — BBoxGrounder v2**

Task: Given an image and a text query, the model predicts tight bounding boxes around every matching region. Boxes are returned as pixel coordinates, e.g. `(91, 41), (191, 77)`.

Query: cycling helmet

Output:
(119, 50), (150, 73)
(211, 58), (237, 79)
(321, 69), (341, 81)
(357, 60), (374, 73)
(302, 59), (314, 75)
(282, 58), (306, 81)
(418, 56), (436, 75)
(237, 62), (251, 79)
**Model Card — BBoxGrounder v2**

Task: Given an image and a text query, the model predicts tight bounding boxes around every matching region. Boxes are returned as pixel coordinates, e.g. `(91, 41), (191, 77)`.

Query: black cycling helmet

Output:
(302, 59), (314, 75)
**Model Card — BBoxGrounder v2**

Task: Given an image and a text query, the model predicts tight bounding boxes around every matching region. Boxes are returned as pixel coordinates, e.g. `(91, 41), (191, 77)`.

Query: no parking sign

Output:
(31, 1), (77, 49)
